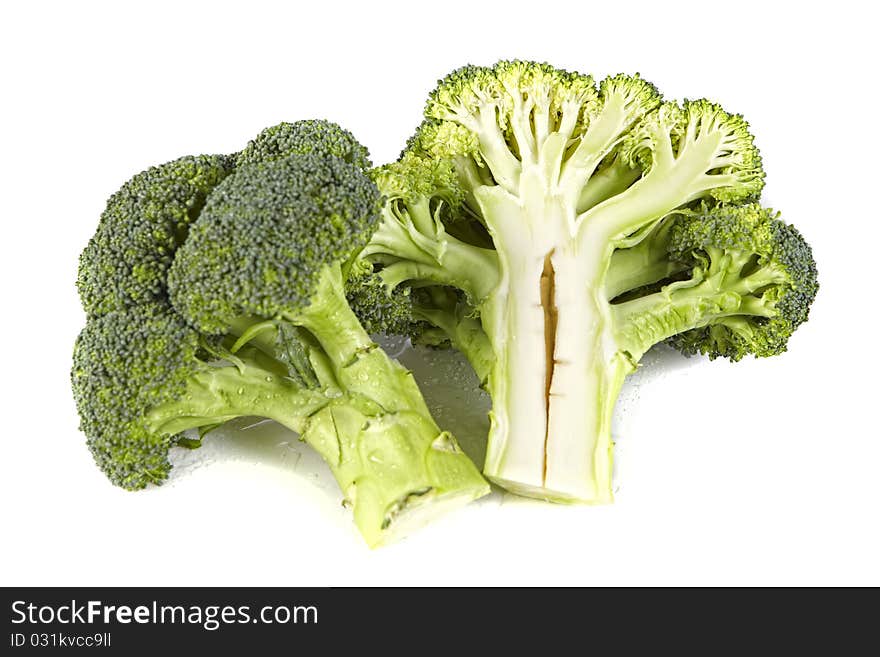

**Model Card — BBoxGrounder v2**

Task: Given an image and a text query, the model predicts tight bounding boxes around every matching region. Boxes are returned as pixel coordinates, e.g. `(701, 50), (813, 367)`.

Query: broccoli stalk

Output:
(283, 265), (490, 543)
(361, 61), (816, 503)
(168, 151), (488, 545)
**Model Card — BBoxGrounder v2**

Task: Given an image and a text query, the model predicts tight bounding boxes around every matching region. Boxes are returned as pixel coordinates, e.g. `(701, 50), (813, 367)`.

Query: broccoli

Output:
(73, 123), (488, 547)
(167, 150), (488, 544)
(358, 60), (817, 503)
(73, 153), (328, 490)
(71, 303), (327, 490)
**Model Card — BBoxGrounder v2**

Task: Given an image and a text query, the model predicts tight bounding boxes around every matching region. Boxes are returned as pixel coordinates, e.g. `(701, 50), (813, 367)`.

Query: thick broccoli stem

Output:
(479, 211), (629, 502)
(475, 165), (679, 502)
(540, 237), (623, 502)
(291, 264), (489, 546)
(301, 399), (488, 548)
(473, 145), (649, 500)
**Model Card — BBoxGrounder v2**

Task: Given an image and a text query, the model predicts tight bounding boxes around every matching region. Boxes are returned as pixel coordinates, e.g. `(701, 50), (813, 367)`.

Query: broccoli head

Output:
(74, 125), (489, 547)
(657, 204), (818, 360)
(169, 153), (380, 340)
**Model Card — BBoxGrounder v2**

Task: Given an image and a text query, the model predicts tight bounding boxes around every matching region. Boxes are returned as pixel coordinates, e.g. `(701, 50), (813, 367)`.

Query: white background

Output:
(1, 1), (877, 586)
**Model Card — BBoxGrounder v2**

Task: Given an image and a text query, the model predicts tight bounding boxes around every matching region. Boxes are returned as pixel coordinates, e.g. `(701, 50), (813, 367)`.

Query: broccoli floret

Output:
(168, 151), (488, 546)
(170, 153), (379, 335)
(237, 119), (371, 170)
(613, 204), (819, 361)
(77, 154), (235, 317)
(345, 261), (422, 338)
(71, 303), (327, 490)
(362, 153), (499, 304)
(356, 60), (816, 504)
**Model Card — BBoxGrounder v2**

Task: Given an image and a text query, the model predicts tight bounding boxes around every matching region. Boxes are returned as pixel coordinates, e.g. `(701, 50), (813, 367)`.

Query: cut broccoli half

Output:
(357, 60), (816, 503)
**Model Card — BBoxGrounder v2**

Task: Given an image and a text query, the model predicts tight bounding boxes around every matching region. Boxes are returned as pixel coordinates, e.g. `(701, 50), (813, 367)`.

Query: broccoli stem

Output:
(606, 258), (686, 301)
(606, 224), (689, 300)
(293, 265), (376, 370)
(575, 158), (642, 214)
(150, 291), (489, 546)
(291, 263), (490, 545)
(612, 267), (782, 360)
(480, 211), (627, 502)
(474, 180), (623, 501)
(145, 360), (329, 436)
(576, 132), (728, 243)
(299, 399), (488, 548)
(378, 236), (498, 302)
(474, 168), (652, 503)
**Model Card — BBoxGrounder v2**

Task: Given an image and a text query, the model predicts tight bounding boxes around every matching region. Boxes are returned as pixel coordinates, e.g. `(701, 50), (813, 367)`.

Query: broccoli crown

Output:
(71, 303), (209, 489)
(407, 60), (763, 220)
(404, 118), (481, 161)
(77, 154), (235, 317)
(426, 60), (598, 130)
(169, 153), (382, 333)
(237, 120), (372, 170)
(667, 204), (818, 360)
(416, 62), (658, 160)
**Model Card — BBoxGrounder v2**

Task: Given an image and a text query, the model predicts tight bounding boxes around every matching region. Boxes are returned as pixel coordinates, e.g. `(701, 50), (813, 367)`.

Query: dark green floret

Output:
(237, 119), (372, 170)
(77, 154), (235, 317)
(71, 303), (323, 490)
(345, 264), (422, 337)
(169, 153), (381, 334)
(660, 204), (819, 360)
(71, 304), (200, 489)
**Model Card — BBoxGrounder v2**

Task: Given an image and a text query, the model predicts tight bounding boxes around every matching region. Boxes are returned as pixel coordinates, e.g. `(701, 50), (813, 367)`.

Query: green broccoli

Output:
(73, 152), (330, 491)
(167, 151), (488, 544)
(71, 303), (327, 490)
(73, 124), (488, 547)
(358, 60), (817, 503)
